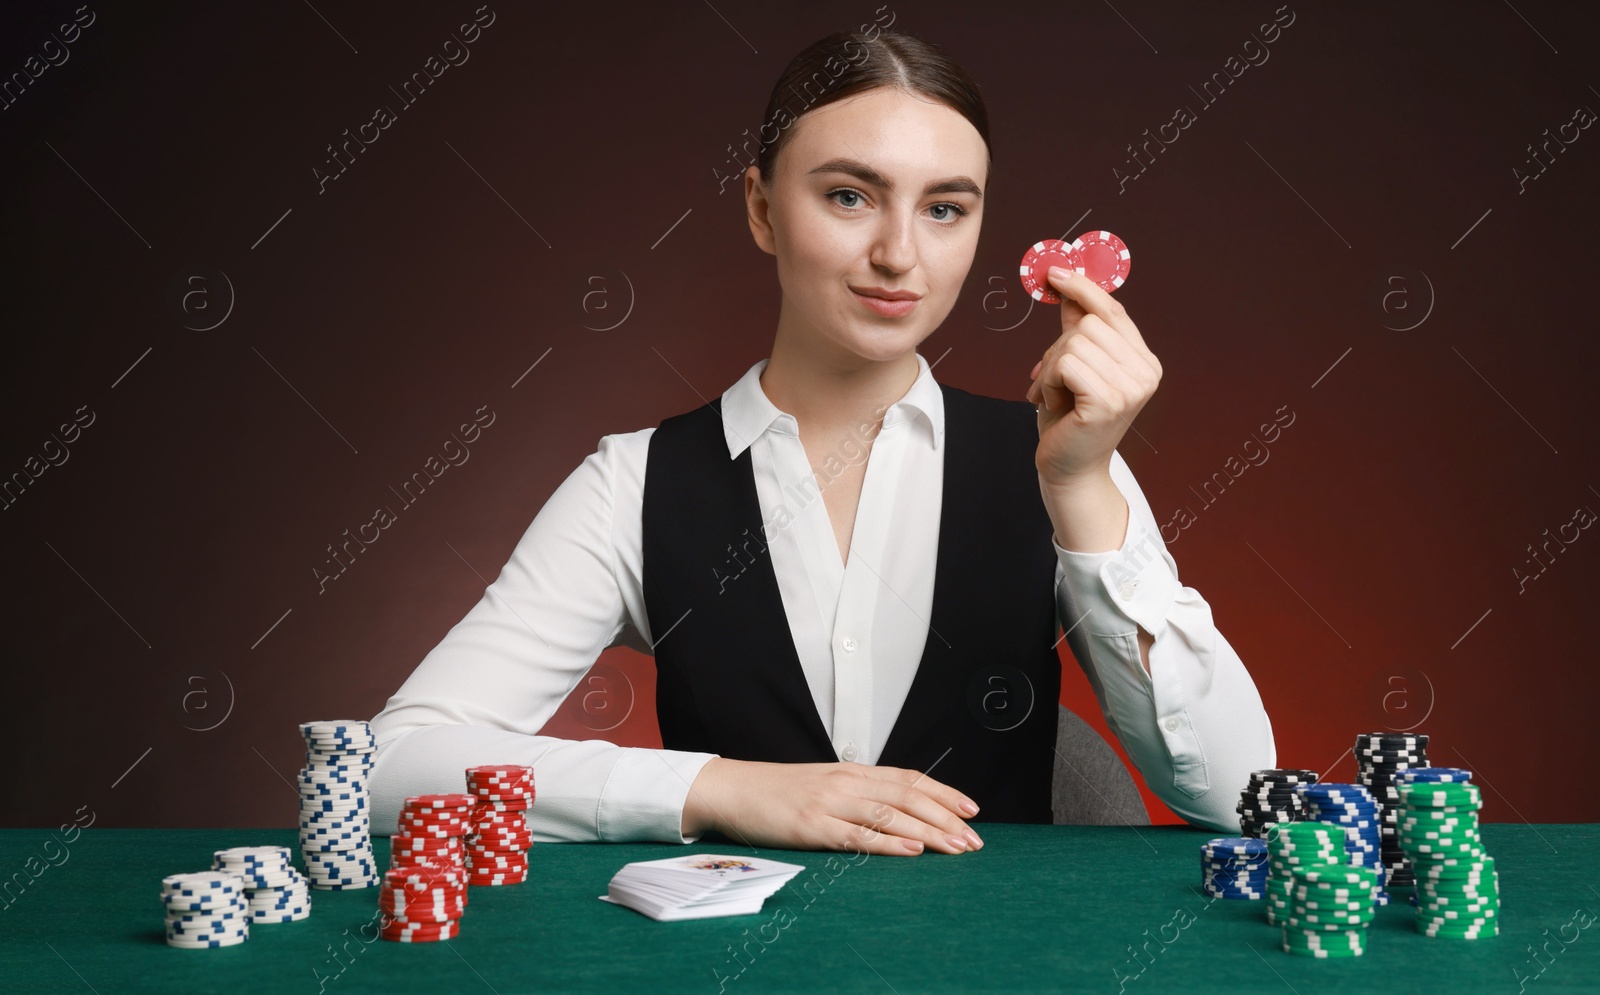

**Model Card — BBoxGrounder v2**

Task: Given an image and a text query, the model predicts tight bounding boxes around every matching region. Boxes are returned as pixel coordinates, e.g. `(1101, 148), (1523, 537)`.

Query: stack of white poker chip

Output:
(298, 720), (379, 890)
(161, 871), (250, 948)
(212, 846), (311, 923)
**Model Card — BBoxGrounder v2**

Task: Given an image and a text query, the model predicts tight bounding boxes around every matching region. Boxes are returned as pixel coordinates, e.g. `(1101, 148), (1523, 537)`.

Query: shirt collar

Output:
(719, 351), (945, 459)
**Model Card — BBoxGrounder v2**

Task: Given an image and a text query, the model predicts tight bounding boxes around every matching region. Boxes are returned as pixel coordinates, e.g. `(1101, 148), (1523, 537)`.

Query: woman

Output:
(368, 29), (1274, 857)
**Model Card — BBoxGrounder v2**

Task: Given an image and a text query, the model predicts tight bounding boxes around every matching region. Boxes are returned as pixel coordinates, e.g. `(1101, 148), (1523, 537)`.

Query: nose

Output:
(867, 203), (918, 275)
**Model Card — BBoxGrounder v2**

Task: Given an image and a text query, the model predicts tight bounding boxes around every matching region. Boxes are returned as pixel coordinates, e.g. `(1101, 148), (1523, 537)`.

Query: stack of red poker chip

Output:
(464, 765), (535, 886)
(378, 794), (475, 943)
(388, 833), (464, 873)
(378, 867), (466, 943)
(397, 793), (476, 840)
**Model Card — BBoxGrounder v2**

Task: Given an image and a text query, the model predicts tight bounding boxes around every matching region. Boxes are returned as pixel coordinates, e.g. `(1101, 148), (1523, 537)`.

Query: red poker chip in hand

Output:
(1070, 230), (1131, 292)
(1018, 239), (1077, 304)
(1019, 230), (1132, 302)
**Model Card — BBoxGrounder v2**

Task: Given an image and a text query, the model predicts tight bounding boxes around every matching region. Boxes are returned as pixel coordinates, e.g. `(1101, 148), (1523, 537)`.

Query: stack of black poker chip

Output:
(1236, 769), (1320, 838)
(1353, 732), (1430, 887)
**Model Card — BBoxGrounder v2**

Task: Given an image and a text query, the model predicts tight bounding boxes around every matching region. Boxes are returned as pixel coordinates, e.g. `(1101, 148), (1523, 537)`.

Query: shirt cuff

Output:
(1054, 522), (1180, 638)
(597, 748), (720, 844)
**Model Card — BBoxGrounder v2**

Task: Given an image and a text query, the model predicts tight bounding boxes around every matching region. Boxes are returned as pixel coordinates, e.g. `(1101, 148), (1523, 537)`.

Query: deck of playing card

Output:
(598, 853), (806, 921)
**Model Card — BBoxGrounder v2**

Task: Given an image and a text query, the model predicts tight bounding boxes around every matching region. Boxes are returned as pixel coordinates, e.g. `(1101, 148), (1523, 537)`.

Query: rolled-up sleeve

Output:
(367, 430), (719, 844)
(1053, 450), (1275, 831)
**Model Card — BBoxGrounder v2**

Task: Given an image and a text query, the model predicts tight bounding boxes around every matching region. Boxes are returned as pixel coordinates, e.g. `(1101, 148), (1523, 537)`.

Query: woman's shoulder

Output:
(591, 425), (658, 479)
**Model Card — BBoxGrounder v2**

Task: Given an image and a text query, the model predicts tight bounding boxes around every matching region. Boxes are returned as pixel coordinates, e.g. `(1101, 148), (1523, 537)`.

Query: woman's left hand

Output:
(1026, 266), (1163, 486)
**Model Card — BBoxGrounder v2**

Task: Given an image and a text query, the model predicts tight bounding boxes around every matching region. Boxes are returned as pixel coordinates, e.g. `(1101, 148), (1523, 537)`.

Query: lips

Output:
(851, 288), (920, 318)
(851, 286), (922, 302)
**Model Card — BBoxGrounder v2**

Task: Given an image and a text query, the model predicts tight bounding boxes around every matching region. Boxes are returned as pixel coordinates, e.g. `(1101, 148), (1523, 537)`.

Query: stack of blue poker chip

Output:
(1201, 837), (1269, 899)
(298, 721), (379, 889)
(161, 871), (251, 948)
(1394, 767), (1473, 786)
(213, 846), (312, 924)
(1296, 783), (1389, 907)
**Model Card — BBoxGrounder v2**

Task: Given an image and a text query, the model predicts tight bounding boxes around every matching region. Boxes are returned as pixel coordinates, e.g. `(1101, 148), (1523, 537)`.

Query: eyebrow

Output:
(808, 157), (983, 199)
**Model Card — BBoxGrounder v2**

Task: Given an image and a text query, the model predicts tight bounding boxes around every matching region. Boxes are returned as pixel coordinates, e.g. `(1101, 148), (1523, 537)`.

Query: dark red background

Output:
(3, 1), (1597, 829)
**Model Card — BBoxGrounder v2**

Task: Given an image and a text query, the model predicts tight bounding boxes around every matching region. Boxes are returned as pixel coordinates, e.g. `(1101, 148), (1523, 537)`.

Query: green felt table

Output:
(2, 824), (1597, 993)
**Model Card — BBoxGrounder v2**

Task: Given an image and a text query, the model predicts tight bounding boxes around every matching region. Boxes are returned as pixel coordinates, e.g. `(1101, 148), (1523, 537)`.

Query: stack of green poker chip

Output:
(1282, 865), (1378, 958)
(1396, 782), (1500, 939)
(1263, 822), (1346, 927)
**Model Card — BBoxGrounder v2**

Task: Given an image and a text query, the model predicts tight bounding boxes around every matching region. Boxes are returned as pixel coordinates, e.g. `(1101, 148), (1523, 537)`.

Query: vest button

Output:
(842, 743), (858, 761)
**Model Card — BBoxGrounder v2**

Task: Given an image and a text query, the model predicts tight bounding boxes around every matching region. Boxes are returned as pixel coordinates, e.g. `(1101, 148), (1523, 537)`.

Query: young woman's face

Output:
(750, 86), (988, 365)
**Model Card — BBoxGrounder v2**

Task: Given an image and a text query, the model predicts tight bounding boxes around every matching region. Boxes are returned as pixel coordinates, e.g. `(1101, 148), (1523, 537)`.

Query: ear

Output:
(744, 165), (777, 257)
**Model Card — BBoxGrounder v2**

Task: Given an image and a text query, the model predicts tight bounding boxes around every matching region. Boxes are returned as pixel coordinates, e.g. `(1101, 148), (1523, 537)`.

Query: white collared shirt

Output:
(368, 352), (1275, 842)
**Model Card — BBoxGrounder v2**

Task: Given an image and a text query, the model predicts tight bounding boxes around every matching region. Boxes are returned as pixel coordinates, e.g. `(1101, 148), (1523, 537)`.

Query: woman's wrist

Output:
(681, 756), (728, 837)
(1038, 466), (1128, 554)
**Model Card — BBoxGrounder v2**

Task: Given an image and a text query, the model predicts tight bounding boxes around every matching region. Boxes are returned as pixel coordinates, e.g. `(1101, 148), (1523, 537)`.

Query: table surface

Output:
(2, 823), (1597, 994)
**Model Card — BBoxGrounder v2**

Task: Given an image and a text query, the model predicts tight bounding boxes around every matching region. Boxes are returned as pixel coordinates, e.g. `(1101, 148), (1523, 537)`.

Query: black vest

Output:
(641, 382), (1061, 822)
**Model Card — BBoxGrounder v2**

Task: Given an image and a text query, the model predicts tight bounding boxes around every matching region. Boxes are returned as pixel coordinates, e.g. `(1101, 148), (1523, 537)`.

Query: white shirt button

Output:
(842, 743), (858, 761)
(1164, 717), (1179, 731)
(1119, 581), (1138, 599)
(841, 635), (857, 653)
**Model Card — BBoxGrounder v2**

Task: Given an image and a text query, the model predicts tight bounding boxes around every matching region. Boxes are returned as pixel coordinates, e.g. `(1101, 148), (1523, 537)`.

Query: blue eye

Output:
(825, 188), (970, 226)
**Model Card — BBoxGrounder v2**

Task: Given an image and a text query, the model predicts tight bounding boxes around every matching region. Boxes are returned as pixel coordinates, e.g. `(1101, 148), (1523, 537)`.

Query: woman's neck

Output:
(759, 326), (922, 439)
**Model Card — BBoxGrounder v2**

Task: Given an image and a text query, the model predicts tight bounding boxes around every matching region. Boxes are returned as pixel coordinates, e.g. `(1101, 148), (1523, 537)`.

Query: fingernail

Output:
(902, 838), (924, 853)
(1048, 266), (1070, 281)
(945, 835), (968, 852)
(964, 829), (984, 850)
(1029, 359), (1042, 380)
(959, 800), (979, 817)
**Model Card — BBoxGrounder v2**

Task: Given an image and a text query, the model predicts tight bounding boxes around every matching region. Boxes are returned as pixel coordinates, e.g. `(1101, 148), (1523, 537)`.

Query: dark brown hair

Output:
(755, 29), (991, 186)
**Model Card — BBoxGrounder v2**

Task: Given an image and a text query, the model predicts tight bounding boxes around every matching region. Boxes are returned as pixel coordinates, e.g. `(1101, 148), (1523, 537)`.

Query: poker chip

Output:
(1200, 837), (1268, 899)
(1068, 231), (1131, 292)
(247, 910), (308, 926)
(377, 786), (500, 942)
(1237, 770), (1319, 839)
(1281, 865), (1375, 957)
(1356, 733), (1429, 750)
(1296, 782), (1388, 907)
(161, 871), (253, 949)
(397, 793), (475, 839)
(1017, 231), (1134, 304)
(466, 764), (538, 807)
(1353, 731), (1431, 886)
(406, 793), (477, 812)
(209, 846), (313, 924)
(380, 918), (461, 942)
(161, 871), (244, 900)
(459, 766), (536, 887)
(1397, 782), (1481, 809)
(390, 833), (465, 875)
(165, 929), (250, 949)
(392, 833), (463, 854)
(380, 894), (464, 922)
(1282, 927), (1364, 959)
(1395, 767), (1473, 785)
(1393, 773), (1500, 939)
(1018, 239), (1078, 304)
(1254, 738), (1501, 959)
(298, 720), (378, 890)
(377, 865), (468, 943)
(1262, 820), (1347, 927)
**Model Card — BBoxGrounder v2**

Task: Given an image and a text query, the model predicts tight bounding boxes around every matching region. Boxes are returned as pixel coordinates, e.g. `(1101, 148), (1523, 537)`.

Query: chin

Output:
(841, 330), (930, 365)
(847, 312), (941, 358)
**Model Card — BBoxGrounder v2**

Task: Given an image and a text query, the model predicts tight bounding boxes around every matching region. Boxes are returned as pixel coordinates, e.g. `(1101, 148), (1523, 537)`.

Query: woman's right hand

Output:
(680, 757), (984, 856)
